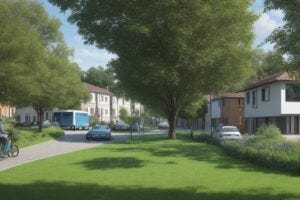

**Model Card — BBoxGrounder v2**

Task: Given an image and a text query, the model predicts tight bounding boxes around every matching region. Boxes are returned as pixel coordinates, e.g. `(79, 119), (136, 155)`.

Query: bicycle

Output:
(0, 136), (19, 157)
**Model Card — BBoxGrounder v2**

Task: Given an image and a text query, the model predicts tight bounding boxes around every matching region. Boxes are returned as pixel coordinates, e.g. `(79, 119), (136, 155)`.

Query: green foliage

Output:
(255, 124), (283, 140)
(264, 0), (300, 69)
(179, 96), (207, 120)
(250, 48), (286, 81)
(81, 66), (115, 91)
(89, 116), (99, 127)
(50, 0), (256, 139)
(16, 127), (64, 148)
(119, 107), (129, 122)
(197, 125), (300, 174)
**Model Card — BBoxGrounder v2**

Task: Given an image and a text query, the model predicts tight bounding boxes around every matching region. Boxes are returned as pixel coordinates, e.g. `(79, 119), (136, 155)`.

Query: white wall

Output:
(281, 83), (300, 114)
(245, 82), (282, 118)
(211, 100), (221, 119)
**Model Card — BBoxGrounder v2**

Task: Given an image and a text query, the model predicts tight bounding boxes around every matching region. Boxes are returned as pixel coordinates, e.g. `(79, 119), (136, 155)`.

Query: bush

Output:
(2, 117), (19, 141)
(255, 124), (283, 140)
(89, 116), (99, 127)
(196, 125), (300, 174)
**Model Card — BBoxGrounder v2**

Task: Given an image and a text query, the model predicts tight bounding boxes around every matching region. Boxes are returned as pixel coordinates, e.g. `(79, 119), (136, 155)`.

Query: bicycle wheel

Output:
(8, 144), (19, 157)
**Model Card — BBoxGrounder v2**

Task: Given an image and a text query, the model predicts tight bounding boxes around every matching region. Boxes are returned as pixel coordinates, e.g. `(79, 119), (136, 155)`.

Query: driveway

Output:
(0, 129), (166, 172)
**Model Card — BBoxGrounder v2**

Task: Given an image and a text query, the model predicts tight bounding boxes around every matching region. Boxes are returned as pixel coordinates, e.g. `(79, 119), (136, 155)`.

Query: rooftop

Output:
(242, 72), (296, 91)
(83, 82), (113, 95)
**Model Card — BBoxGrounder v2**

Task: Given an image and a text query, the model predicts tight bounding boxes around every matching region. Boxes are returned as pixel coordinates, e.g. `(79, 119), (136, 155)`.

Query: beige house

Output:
(0, 104), (15, 118)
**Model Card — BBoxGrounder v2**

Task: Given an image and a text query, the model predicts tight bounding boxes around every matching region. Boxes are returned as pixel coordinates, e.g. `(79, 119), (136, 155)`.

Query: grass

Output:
(15, 126), (64, 148)
(1, 133), (300, 200)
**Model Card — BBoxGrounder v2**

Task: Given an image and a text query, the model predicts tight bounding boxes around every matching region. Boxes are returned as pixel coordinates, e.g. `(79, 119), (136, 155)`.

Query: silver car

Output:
(215, 126), (241, 140)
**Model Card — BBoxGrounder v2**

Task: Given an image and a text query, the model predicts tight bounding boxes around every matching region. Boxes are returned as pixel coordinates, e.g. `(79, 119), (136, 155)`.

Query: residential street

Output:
(0, 129), (165, 172)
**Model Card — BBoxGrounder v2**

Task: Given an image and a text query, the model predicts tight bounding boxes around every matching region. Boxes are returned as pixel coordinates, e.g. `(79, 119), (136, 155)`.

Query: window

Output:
(246, 92), (250, 105)
(238, 99), (241, 105)
(101, 95), (104, 102)
(112, 109), (116, 116)
(286, 84), (300, 102)
(105, 96), (108, 102)
(252, 90), (257, 108)
(25, 115), (31, 122)
(222, 99), (226, 106)
(105, 109), (108, 115)
(90, 108), (94, 115)
(101, 108), (103, 116)
(262, 87), (270, 101)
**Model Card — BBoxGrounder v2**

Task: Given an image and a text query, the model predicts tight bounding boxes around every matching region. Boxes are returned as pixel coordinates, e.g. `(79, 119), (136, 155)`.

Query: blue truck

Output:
(53, 110), (89, 130)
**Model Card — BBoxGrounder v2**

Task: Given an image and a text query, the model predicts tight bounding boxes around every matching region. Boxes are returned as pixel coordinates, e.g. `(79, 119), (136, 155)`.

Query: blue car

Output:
(86, 125), (111, 141)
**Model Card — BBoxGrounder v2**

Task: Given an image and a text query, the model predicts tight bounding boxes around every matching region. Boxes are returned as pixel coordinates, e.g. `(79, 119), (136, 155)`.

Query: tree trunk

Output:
(167, 110), (178, 139)
(38, 110), (44, 132)
(190, 119), (194, 138)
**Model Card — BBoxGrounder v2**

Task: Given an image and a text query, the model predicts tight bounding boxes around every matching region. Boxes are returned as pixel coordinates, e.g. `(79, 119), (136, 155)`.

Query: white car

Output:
(215, 126), (241, 140)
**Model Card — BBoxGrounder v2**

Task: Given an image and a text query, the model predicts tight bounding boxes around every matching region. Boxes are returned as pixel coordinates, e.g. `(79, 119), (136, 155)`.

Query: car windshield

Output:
(93, 125), (108, 130)
(221, 127), (238, 132)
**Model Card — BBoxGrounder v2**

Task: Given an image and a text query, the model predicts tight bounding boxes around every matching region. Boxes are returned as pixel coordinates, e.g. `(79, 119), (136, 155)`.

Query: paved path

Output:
(0, 129), (165, 172)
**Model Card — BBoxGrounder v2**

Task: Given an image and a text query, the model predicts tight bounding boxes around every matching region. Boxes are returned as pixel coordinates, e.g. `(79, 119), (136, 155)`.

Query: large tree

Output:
(50, 0), (256, 139)
(264, 0), (300, 68)
(81, 66), (115, 90)
(0, 0), (89, 131)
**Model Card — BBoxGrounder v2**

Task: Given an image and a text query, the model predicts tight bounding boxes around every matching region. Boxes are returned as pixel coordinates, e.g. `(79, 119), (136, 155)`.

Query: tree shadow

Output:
(105, 134), (298, 176)
(77, 157), (145, 170)
(0, 181), (299, 200)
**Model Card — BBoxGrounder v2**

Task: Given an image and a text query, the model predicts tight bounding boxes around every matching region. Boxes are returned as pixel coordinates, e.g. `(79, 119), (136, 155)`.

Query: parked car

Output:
(214, 126), (241, 140)
(131, 123), (141, 131)
(114, 121), (129, 131)
(86, 124), (111, 141)
(158, 121), (169, 129)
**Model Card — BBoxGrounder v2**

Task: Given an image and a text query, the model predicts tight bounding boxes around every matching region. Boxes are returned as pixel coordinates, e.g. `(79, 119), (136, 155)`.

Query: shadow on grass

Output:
(105, 133), (297, 176)
(77, 157), (145, 170)
(0, 181), (299, 200)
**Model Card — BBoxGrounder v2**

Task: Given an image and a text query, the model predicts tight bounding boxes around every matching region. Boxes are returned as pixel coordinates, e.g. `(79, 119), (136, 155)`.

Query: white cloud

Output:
(253, 10), (284, 49)
(70, 35), (117, 70)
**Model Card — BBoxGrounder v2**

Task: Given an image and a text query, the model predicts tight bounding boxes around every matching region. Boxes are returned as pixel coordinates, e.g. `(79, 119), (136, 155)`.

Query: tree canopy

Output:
(50, 0), (256, 138)
(0, 0), (89, 131)
(264, 0), (300, 68)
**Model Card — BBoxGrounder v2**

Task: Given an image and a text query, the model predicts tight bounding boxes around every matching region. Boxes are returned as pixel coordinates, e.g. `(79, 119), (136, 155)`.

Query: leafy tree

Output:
(250, 48), (286, 81)
(179, 97), (207, 138)
(119, 107), (129, 122)
(0, 1), (44, 104)
(82, 66), (115, 90)
(50, 0), (256, 139)
(0, 0), (89, 132)
(264, 0), (300, 68)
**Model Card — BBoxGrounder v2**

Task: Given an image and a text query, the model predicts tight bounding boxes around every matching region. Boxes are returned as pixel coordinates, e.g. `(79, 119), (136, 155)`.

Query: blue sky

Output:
(39, 0), (284, 70)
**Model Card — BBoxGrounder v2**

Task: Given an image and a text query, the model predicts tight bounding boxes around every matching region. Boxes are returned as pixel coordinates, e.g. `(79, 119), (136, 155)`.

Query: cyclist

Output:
(0, 118), (10, 156)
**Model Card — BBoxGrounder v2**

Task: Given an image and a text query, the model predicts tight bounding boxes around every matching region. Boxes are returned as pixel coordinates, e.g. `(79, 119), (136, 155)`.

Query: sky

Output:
(39, 0), (284, 70)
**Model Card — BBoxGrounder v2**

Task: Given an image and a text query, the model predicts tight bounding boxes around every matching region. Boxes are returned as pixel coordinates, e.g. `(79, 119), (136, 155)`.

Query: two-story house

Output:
(210, 93), (245, 133)
(242, 72), (300, 134)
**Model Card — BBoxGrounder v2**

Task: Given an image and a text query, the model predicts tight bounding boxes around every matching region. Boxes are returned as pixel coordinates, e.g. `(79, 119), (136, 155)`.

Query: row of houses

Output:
(207, 72), (300, 134)
(14, 82), (143, 124)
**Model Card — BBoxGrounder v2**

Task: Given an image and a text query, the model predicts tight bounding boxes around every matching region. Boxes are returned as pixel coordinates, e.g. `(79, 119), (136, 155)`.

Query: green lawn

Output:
(15, 126), (64, 148)
(1, 134), (300, 200)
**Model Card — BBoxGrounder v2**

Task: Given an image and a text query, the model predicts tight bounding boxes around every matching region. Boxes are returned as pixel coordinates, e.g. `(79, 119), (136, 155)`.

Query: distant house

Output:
(16, 83), (144, 124)
(0, 104), (15, 118)
(209, 93), (245, 133)
(242, 72), (300, 134)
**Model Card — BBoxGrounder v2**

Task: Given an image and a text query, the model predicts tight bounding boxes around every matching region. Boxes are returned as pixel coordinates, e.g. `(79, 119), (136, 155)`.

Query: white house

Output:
(242, 72), (300, 134)
(16, 82), (143, 124)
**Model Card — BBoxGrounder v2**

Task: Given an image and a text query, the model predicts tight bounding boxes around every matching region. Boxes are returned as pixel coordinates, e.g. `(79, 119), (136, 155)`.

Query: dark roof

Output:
(211, 92), (244, 101)
(83, 82), (113, 95)
(241, 72), (295, 91)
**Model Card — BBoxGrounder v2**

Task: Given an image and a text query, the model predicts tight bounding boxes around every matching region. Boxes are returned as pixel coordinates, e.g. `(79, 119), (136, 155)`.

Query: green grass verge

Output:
(15, 127), (64, 148)
(1, 133), (300, 200)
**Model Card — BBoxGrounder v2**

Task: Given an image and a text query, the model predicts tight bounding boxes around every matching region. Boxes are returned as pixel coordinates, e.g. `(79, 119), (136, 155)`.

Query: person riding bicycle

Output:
(0, 118), (10, 156)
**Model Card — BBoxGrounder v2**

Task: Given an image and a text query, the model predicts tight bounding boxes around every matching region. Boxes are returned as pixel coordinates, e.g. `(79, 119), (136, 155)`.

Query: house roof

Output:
(241, 72), (295, 91)
(83, 82), (113, 95)
(210, 92), (244, 101)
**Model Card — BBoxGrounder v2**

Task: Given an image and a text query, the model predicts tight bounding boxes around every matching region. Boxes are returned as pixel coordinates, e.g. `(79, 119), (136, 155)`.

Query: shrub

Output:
(255, 124), (283, 140)
(196, 126), (300, 175)
(89, 116), (99, 127)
